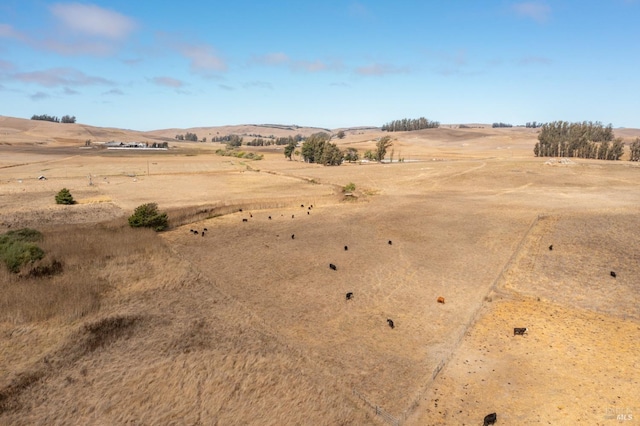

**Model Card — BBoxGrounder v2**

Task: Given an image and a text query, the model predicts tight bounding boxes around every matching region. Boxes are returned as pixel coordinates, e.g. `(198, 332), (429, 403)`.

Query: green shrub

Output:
(0, 228), (45, 273)
(128, 203), (168, 231)
(55, 188), (76, 205)
(343, 182), (356, 192)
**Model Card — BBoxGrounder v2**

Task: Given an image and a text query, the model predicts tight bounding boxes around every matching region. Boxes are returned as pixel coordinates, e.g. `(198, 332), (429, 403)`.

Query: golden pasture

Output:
(0, 116), (638, 425)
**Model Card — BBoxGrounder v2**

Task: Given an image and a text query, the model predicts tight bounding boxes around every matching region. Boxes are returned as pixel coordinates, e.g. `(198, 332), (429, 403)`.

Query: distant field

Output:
(0, 116), (638, 425)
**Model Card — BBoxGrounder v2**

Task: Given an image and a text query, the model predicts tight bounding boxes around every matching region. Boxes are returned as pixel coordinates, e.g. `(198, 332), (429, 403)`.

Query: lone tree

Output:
(284, 140), (297, 160)
(336, 130), (346, 139)
(128, 203), (168, 231)
(55, 188), (76, 205)
(376, 136), (393, 162)
(344, 147), (359, 163)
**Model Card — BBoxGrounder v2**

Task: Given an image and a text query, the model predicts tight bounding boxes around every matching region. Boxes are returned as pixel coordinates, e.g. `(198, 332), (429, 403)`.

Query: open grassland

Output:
(0, 118), (638, 424)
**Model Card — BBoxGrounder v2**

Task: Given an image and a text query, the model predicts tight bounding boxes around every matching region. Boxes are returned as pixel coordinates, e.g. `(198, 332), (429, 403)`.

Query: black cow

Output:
(239, 208), (243, 212)
(307, 211), (310, 215)
(301, 204), (304, 208)
(549, 244), (553, 251)
(344, 245), (348, 251)
(308, 206), (311, 210)
(513, 327), (527, 336)
(268, 216), (272, 220)
(610, 271), (617, 278)
(388, 240), (393, 245)
(292, 214), (295, 219)
(329, 263), (337, 271)
(483, 412), (497, 426)
(387, 319), (395, 329)
(250, 213), (253, 218)
(291, 234), (295, 240)
(242, 218), (248, 222)
(346, 292), (353, 300)
(203, 228), (208, 232)
(201, 232), (205, 237)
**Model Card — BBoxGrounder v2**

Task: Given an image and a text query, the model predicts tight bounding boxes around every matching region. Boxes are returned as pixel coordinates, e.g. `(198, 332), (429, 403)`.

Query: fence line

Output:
(165, 194), (341, 229)
(352, 389), (400, 426)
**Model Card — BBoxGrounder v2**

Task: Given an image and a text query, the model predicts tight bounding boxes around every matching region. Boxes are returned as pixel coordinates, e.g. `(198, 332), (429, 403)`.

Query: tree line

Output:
(246, 135), (303, 146)
(533, 121), (624, 160)
(31, 114), (76, 123)
(175, 132), (199, 141)
(381, 117), (440, 132)
(492, 122), (513, 128)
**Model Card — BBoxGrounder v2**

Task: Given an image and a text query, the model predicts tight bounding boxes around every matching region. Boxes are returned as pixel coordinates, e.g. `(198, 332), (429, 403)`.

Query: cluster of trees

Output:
(381, 117), (439, 132)
(175, 132), (199, 141)
(629, 138), (640, 161)
(150, 142), (169, 148)
(246, 135), (304, 146)
(286, 134), (394, 166)
(31, 114), (76, 123)
(525, 122), (543, 128)
(492, 122), (513, 128)
(210, 135), (243, 144)
(533, 121), (623, 160)
(296, 133), (344, 165)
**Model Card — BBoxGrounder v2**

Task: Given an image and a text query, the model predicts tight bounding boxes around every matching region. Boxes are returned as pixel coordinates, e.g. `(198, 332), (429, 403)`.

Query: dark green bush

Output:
(55, 188), (76, 205)
(128, 203), (168, 231)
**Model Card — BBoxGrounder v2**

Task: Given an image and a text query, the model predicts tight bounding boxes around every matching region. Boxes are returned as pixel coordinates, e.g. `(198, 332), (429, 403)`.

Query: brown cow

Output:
(437, 296), (445, 304)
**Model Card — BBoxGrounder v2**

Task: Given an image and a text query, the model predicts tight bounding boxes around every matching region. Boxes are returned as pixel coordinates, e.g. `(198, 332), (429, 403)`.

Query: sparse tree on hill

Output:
(337, 130), (346, 139)
(629, 138), (640, 161)
(375, 136), (393, 162)
(284, 140), (297, 160)
(344, 148), (359, 163)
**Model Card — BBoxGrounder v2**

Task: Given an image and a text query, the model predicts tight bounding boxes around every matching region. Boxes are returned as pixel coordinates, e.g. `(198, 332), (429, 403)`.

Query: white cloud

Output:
(151, 76), (185, 88)
(13, 67), (113, 87)
(0, 24), (27, 41)
(179, 44), (227, 74)
(355, 63), (408, 76)
(511, 2), (551, 23)
(252, 52), (290, 65)
(49, 3), (137, 40)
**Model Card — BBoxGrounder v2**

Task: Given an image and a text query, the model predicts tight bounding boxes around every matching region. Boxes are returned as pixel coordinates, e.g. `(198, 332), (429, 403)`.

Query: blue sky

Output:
(1, 1), (639, 130)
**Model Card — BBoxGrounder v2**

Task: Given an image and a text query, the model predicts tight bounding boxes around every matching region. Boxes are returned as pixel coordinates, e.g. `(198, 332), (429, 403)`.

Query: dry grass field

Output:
(0, 116), (638, 425)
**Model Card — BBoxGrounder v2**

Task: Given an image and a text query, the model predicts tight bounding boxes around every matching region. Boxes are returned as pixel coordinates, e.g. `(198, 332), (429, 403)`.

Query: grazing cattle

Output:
(203, 228), (208, 232)
(268, 216), (272, 220)
(387, 319), (395, 329)
(611, 271), (617, 278)
(346, 292), (353, 300)
(513, 327), (527, 336)
(388, 240), (393, 245)
(344, 245), (348, 251)
(483, 412), (497, 426)
(307, 211), (310, 215)
(292, 214), (295, 219)
(301, 204), (304, 208)
(308, 206), (311, 210)
(242, 218), (248, 222)
(291, 234), (295, 239)
(437, 296), (445, 304)
(250, 213), (253, 218)
(549, 244), (553, 251)
(329, 263), (337, 271)
(201, 232), (205, 237)
(239, 208), (243, 212)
